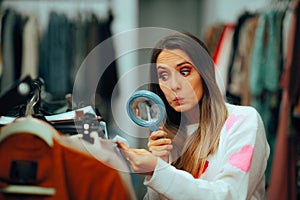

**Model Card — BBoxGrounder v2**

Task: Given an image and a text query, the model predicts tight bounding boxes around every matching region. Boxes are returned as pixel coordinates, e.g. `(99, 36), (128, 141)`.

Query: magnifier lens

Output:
(127, 90), (166, 131)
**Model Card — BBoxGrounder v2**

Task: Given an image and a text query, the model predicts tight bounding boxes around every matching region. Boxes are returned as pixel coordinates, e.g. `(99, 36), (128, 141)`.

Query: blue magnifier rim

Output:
(126, 90), (166, 131)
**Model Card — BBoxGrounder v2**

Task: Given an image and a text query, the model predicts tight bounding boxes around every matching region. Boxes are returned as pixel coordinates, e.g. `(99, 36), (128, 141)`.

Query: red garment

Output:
(212, 23), (235, 64)
(212, 25), (226, 62)
(194, 160), (209, 179)
(0, 133), (130, 200)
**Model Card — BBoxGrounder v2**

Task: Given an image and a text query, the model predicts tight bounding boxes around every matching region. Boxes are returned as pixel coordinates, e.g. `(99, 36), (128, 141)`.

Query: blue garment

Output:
(249, 9), (286, 185)
(39, 12), (72, 100)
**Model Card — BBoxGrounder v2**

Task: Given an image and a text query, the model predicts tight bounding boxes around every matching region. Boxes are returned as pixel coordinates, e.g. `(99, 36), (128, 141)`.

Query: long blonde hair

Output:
(149, 32), (228, 177)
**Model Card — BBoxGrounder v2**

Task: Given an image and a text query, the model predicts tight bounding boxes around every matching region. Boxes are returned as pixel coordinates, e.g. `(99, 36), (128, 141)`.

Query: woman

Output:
(117, 32), (270, 200)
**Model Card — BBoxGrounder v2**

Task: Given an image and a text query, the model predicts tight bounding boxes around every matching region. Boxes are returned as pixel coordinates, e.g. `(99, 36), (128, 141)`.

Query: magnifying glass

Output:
(126, 90), (166, 131)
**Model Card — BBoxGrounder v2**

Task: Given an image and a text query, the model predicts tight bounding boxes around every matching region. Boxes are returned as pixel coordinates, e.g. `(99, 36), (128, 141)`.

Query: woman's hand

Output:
(148, 127), (173, 162)
(117, 142), (157, 175)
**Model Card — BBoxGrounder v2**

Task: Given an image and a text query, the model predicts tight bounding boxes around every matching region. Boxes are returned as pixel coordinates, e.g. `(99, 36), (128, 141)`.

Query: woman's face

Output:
(156, 49), (203, 113)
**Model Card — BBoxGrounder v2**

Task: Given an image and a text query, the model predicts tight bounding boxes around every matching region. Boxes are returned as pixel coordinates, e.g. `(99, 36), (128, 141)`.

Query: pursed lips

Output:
(173, 97), (184, 105)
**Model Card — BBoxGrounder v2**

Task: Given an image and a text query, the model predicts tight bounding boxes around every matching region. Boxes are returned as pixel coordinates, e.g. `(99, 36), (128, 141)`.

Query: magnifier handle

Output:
(149, 126), (159, 132)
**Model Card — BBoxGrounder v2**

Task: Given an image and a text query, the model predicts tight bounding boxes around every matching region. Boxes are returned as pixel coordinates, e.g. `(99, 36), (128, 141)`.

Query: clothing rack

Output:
(0, 76), (108, 141)
(0, 1), (119, 109)
(203, 1), (299, 199)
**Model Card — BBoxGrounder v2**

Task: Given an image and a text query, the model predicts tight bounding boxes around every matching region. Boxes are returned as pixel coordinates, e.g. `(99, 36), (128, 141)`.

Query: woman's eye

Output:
(180, 68), (191, 76)
(158, 73), (168, 80)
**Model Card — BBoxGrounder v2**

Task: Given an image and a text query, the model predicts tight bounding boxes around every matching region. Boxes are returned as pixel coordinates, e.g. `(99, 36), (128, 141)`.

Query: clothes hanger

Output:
(0, 185), (55, 196)
(0, 116), (55, 146)
(0, 77), (55, 146)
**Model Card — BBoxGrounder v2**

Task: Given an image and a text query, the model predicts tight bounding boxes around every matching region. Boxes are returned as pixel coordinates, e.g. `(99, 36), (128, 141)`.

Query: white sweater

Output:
(144, 103), (270, 200)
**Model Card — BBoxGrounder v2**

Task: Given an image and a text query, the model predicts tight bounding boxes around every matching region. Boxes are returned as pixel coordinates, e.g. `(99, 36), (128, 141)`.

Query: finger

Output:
(149, 144), (173, 152)
(149, 131), (168, 140)
(150, 129), (167, 137)
(148, 139), (172, 151)
(149, 145), (173, 154)
(148, 138), (172, 148)
(117, 144), (133, 163)
(116, 141), (130, 150)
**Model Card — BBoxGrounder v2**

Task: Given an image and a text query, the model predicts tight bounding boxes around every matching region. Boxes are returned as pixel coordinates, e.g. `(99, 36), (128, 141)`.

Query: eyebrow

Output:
(157, 66), (166, 70)
(177, 61), (192, 67)
(157, 61), (193, 70)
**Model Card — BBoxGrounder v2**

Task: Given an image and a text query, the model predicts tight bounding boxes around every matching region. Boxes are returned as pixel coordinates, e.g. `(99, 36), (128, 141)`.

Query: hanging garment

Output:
(61, 133), (137, 200)
(249, 9), (286, 108)
(69, 12), (89, 94)
(0, 117), (131, 199)
(1, 9), (18, 93)
(214, 23), (235, 96)
(203, 23), (224, 56)
(39, 11), (72, 100)
(226, 11), (258, 105)
(249, 8), (286, 185)
(268, 1), (300, 199)
(84, 12), (119, 120)
(21, 14), (39, 79)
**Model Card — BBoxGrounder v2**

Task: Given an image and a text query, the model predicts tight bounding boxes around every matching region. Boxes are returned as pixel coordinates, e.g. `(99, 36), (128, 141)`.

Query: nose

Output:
(168, 73), (182, 92)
